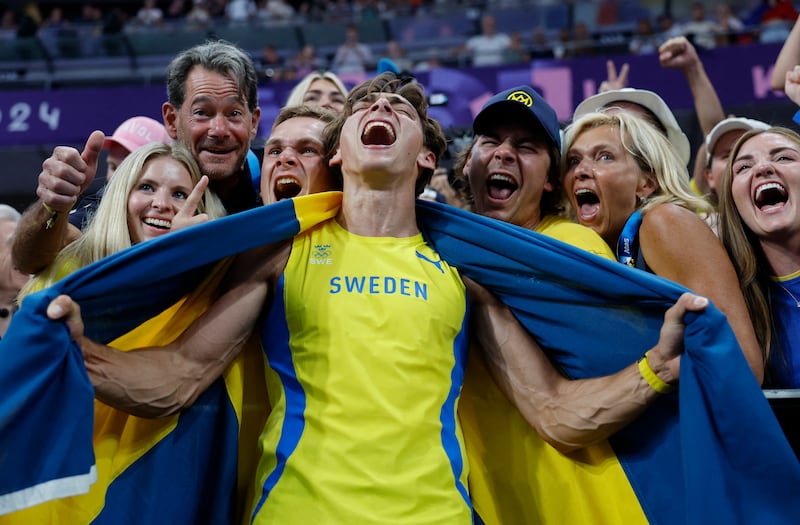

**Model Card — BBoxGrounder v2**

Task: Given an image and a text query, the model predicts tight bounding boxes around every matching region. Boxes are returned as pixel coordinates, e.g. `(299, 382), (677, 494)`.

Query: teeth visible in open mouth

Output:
(144, 218), (171, 229)
(486, 173), (517, 200)
(274, 176), (302, 200)
(754, 181), (788, 208)
(575, 188), (599, 205)
(489, 174), (514, 184)
(362, 121), (396, 145)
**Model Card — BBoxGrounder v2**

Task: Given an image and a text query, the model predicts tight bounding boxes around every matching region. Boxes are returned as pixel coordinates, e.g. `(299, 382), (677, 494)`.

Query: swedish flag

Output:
(0, 192), (797, 524)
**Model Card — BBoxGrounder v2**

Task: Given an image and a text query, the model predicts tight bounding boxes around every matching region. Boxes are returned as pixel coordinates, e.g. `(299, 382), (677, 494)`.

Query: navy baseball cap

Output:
(472, 85), (561, 150)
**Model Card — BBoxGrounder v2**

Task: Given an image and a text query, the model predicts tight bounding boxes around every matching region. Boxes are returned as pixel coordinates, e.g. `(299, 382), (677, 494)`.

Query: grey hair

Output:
(166, 40), (259, 113)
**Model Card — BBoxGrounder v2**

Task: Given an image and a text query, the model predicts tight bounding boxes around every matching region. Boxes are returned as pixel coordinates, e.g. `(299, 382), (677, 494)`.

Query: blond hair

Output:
(20, 142), (226, 299)
(285, 71), (348, 108)
(562, 110), (711, 216)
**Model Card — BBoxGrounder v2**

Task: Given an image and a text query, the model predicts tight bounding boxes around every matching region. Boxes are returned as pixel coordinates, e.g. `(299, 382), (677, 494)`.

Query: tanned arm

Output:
(13, 201), (81, 275)
(659, 36), (725, 136)
(47, 241), (291, 418)
(771, 16), (800, 91)
(640, 204), (764, 383)
(465, 276), (707, 454)
(784, 65), (800, 107)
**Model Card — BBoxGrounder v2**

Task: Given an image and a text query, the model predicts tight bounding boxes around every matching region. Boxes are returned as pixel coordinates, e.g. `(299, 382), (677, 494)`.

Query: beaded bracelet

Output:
(638, 351), (676, 394)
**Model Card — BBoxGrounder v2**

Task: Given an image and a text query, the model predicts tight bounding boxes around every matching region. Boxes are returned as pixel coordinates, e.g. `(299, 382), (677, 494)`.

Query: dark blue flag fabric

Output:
(416, 199), (800, 524)
(0, 194), (339, 522)
(0, 192), (798, 523)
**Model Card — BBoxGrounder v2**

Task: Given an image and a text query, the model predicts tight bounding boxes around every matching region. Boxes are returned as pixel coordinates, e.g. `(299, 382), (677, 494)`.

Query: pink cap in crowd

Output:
(103, 116), (171, 153)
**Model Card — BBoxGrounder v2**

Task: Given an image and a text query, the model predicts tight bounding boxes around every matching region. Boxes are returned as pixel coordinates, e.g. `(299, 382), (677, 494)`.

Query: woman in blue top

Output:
(719, 126), (800, 387)
(562, 110), (764, 383)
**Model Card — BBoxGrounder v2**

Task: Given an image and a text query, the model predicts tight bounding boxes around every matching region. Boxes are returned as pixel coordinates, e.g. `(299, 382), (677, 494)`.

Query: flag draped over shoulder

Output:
(0, 193), (340, 521)
(415, 200), (800, 525)
(0, 192), (797, 524)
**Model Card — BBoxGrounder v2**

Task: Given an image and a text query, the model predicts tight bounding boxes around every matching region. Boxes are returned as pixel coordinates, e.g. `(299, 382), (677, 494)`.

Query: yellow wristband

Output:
(638, 351), (676, 394)
(42, 201), (59, 230)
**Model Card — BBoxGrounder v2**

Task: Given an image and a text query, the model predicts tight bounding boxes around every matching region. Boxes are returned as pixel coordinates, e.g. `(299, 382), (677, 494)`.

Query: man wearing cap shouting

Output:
(457, 86), (641, 525)
(459, 85), (612, 257)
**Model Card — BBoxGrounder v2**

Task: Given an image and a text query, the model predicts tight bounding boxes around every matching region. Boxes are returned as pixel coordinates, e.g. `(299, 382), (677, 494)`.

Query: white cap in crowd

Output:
(573, 88), (691, 166)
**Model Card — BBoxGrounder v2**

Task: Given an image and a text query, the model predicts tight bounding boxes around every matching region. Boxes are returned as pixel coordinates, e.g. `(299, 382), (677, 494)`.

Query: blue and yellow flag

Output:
(0, 193), (339, 523)
(0, 192), (798, 524)
(416, 200), (800, 524)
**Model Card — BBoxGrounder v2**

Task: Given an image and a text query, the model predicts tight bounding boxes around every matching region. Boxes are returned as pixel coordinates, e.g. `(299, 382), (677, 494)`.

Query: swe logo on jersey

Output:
(310, 244), (332, 265)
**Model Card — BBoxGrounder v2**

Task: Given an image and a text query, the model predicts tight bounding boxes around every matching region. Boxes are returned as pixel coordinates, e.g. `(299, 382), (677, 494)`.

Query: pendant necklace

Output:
(776, 282), (800, 308)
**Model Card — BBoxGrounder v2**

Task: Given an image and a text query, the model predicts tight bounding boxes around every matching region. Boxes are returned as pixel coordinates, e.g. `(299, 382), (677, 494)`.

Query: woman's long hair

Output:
(562, 111), (711, 216)
(717, 127), (800, 370)
(20, 142), (226, 299)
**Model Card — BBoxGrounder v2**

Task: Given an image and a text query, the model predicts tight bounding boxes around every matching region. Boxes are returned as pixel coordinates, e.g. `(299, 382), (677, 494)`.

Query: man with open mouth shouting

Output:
(458, 85), (612, 258)
(260, 105), (340, 204)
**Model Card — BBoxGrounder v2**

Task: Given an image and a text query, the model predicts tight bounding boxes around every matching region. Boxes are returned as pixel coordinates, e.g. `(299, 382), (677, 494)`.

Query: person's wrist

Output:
(42, 197), (74, 214)
(638, 350), (677, 394)
(41, 201), (61, 230)
(679, 59), (702, 77)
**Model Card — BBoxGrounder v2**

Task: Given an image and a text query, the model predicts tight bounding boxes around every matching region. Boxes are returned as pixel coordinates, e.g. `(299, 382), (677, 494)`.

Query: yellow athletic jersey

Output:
(248, 219), (472, 525)
(536, 215), (614, 259)
(461, 215), (647, 525)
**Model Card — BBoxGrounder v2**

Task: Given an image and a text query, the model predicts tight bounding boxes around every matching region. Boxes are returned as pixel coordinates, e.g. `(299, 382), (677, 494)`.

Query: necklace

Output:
(776, 282), (800, 308)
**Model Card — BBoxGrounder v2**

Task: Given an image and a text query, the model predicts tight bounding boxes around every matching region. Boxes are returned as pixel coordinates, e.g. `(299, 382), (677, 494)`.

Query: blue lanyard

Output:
(617, 211), (642, 267)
